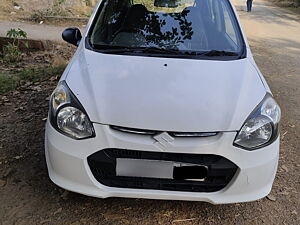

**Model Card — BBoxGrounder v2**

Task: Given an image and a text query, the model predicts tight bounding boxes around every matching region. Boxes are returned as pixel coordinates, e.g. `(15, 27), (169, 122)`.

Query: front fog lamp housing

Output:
(234, 94), (281, 150)
(49, 81), (95, 139)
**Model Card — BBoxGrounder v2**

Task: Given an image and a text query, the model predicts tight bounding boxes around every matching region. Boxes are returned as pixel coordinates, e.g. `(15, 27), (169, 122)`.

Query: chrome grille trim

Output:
(110, 126), (158, 135)
(110, 126), (218, 137)
(170, 132), (218, 137)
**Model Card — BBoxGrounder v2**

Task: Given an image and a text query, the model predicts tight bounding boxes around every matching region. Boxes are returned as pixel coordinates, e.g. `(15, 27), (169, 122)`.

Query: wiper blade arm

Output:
(94, 46), (180, 54)
(201, 50), (238, 56)
(92, 45), (237, 57)
(141, 46), (180, 54)
(100, 47), (136, 53)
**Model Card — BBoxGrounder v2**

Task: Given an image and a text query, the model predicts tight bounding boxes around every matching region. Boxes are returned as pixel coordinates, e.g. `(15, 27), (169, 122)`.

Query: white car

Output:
(45, 0), (281, 204)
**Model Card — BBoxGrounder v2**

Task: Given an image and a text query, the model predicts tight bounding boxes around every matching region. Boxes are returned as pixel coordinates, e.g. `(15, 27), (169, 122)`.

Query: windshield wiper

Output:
(140, 46), (180, 54)
(93, 46), (133, 53)
(96, 46), (180, 55)
(200, 50), (238, 57)
(91, 44), (238, 57)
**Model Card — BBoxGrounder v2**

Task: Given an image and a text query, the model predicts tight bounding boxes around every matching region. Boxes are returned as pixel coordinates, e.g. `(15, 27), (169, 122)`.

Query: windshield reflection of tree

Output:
(142, 10), (194, 49)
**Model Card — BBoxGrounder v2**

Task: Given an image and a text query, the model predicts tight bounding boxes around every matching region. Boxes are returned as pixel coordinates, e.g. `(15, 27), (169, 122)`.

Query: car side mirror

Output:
(62, 27), (82, 46)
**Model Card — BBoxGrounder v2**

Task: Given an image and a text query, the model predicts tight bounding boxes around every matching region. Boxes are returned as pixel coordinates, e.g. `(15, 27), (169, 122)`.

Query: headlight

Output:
(234, 94), (281, 150)
(52, 84), (70, 112)
(49, 81), (95, 139)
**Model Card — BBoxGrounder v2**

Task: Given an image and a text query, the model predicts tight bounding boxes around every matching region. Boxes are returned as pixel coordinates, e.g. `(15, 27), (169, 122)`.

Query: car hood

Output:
(65, 49), (266, 132)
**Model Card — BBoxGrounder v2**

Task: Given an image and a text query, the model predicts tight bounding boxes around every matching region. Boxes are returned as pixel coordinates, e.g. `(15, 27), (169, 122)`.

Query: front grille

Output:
(110, 125), (218, 137)
(87, 149), (238, 193)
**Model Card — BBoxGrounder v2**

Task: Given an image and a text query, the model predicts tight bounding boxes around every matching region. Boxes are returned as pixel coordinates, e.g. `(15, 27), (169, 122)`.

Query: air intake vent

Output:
(87, 149), (238, 193)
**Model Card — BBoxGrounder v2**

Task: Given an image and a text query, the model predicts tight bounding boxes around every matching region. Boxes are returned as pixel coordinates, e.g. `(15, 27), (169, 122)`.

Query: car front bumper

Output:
(45, 121), (279, 204)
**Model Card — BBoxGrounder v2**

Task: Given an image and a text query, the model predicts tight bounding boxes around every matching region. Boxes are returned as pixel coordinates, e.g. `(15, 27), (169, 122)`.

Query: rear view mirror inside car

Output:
(154, 0), (179, 8)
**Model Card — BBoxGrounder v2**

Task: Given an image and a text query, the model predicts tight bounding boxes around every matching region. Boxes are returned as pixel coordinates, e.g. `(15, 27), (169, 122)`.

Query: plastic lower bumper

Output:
(45, 121), (279, 204)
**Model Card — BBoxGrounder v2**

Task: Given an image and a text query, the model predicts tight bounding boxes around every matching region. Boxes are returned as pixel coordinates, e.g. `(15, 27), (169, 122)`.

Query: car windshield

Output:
(88, 0), (244, 58)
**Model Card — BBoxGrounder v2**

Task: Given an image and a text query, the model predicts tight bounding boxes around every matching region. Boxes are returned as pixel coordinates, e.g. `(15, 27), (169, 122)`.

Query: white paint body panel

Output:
(66, 51), (266, 132)
(45, 0), (280, 203)
(45, 122), (279, 204)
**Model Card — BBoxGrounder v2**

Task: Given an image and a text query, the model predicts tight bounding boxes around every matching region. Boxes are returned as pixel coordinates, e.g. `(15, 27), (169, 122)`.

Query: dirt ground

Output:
(0, 0), (93, 21)
(0, 0), (299, 224)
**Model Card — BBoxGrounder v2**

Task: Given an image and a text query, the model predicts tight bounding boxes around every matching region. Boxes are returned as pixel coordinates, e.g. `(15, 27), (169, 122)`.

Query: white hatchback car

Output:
(45, 0), (281, 204)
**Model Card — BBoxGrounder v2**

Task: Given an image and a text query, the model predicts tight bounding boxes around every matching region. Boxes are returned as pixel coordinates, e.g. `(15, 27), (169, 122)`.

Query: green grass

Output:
(0, 74), (18, 94)
(17, 66), (65, 83)
(0, 66), (66, 94)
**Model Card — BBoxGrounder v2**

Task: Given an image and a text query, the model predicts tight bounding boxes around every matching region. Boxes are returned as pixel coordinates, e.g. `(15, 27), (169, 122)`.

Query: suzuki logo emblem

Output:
(153, 132), (174, 150)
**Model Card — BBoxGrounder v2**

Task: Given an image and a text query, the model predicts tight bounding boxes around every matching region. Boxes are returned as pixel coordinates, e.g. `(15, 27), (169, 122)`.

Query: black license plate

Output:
(173, 166), (208, 181)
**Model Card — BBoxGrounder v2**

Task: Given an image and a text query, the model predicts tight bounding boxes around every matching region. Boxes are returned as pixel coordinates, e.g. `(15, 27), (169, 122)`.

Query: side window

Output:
(220, 0), (238, 45)
(91, 0), (130, 44)
(91, 2), (109, 43)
